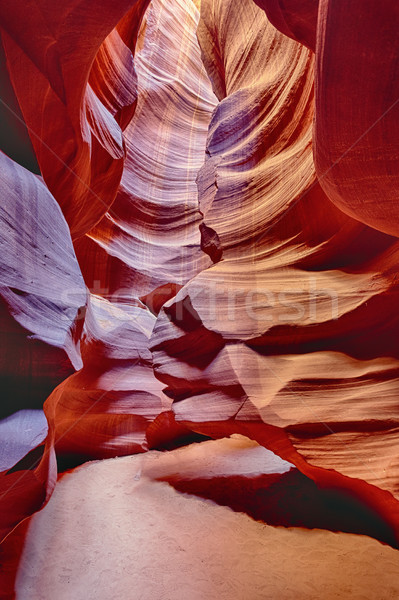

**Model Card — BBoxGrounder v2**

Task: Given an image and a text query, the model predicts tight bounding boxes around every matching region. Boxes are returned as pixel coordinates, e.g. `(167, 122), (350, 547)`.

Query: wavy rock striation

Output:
(1, 0), (399, 582)
(150, 0), (399, 541)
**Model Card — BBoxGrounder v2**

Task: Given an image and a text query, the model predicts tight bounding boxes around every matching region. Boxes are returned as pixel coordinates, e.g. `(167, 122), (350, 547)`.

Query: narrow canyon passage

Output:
(1, 0), (399, 598)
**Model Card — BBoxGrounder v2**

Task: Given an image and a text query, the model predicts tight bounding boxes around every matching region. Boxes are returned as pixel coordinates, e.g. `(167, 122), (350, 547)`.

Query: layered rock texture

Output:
(1, 0), (399, 596)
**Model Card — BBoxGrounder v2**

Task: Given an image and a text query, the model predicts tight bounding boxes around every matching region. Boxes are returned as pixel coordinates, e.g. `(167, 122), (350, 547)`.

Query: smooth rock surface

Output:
(14, 438), (399, 600)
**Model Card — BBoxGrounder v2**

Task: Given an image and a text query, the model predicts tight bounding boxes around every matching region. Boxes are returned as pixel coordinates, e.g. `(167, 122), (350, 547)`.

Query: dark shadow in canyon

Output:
(161, 468), (397, 548)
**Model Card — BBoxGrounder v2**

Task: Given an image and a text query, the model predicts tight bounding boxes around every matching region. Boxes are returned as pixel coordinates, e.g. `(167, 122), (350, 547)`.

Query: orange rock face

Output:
(1, 0), (399, 592)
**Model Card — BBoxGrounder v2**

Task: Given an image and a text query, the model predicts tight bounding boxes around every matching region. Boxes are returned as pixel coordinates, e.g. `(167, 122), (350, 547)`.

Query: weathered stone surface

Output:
(1, 1), (399, 593)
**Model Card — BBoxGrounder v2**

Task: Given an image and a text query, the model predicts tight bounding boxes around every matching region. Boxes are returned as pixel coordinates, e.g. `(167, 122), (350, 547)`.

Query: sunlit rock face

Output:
(0, 153), (86, 418)
(1, 0), (399, 595)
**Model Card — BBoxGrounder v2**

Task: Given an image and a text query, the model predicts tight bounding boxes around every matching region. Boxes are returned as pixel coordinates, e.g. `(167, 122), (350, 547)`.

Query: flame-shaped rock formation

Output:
(1, 0), (399, 594)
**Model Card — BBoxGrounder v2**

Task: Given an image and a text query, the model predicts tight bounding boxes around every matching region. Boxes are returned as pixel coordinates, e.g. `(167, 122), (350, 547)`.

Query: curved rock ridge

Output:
(76, 0), (218, 299)
(0, 151), (86, 398)
(0, 0), (150, 238)
(256, 0), (319, 52)
(314, 1), (399, 238)
(1, 0), (399, 569)
(0, 0), (163, 543)
(48, 293), (171, 459)
(150, 0), (399, 541)
(0, 150), (86, 541)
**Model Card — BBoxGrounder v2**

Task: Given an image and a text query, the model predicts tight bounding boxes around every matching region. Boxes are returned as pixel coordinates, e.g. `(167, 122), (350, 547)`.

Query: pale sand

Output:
(15, 437), (399, 599)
